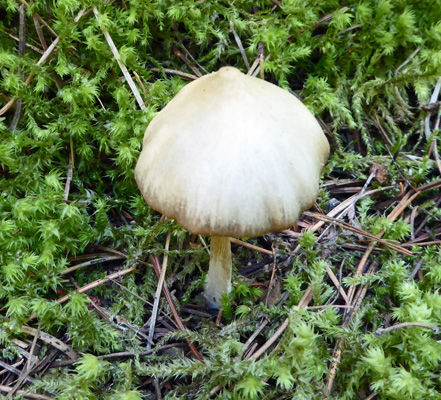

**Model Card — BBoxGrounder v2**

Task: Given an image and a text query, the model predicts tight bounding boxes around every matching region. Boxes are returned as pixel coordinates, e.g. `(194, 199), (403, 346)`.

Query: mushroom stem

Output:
(205, 236), (232, 308)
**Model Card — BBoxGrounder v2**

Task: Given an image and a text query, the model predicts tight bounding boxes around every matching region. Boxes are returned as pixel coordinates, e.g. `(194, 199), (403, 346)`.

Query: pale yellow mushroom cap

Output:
(135, 66), (329, 237)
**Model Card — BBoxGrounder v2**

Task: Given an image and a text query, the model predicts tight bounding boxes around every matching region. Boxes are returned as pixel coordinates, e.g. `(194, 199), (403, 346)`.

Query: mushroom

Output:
(135, 67), (329, 308)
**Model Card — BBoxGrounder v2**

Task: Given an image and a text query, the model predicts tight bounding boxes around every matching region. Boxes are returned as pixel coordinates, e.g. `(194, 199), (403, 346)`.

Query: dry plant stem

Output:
(304, 211), (413, 256)
(63, 135), (74, 201)
(347, 190), (420, 302)
(252, 55), (270, 78)
(344, 261), (379, 325)
(431, 116), (441, 175)
(68, 252), (122, 261)
(258, 42), (265, 79)
(0, 386), (55, 400)
(215, 309), (223, 325)
(0, 361), (37, 388)
(205, 236), (232, 308)
(373, 112), (393, 146)
(60, 254), (125, 275)
(154, 380), (162, 400)
(9, 4), (26, 131)
(49, 344), (185, 368)
(26, 325), (39, 370)
(20, 326), (79, 360)
(307, 305), (352, 309)
(198, 235), (210, 255)
(92, 6), (145, 110)
(32, 348), (59, 375)
(133, 70), (146, 93)
(307, 187), (391, 235)
(5, 32), (44, 54)
(326, 192), (420, 391)
(150, 68), (198, 80)
(92, 245), (128, 257)
(0, 7), (87, 116)
(230, 21), (250, 70)
(150, 256), (203, 362)
(375, 322), (441, 336)
(69, 277), (109, 324)
(404, 240), (441, 247)
(317, 169), (377, 242)
(25, 266), (136, 324)
(415, 178), (441, 193)
(394, 47), (420, 117)
(324, 264), (349, 304)
(243, 342), (259, 359)
(173, 49), (202, 77)
(69, 277), (154, 345)
(0, 358), (24, 375)
(425, 76), (441, 140)
(209, 317), (271, 395)
(32, 14), (48, 50)
(410, 205), (419, 239)
(264, 248), (277, 307)
(250, 286), (313, 361)
(148, 232), (171, 350)
(365, 392), (378, 400)
(406, 224), (441, 243)
(210, 316), (272, 396)
(8, 325), (40, 399)
(56, 266), (137, 305)
(86, 247), (177, 327)
(409, 259), (424, 279)
(249, 318), (289, 361)
(247, 57), (260, 76)
(109, 277), (177, 325)
(172, 28), (208, 74)
(17, 0), (56, 37)
(230, 237), (273, 255)
(327, 262), (379, 392)
(16, 345), (42, 368)
(241, 318), (269, 357)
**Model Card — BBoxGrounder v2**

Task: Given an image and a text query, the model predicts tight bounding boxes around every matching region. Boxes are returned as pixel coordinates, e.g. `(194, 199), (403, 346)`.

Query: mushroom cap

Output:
(135, 67), (329, 237)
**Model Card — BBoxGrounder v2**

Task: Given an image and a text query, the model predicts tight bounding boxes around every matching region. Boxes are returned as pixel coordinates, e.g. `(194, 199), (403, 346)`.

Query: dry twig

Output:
(230, 21), (250, 70)
(150, 255), (203, 362)
(0, 385), (55, 400)
(326, 190), (420, 391)
(230, 237), (273, 255)
(375, 322), (441, 336)
(9, 4), (26, 131)
(148, 232), (172, 349)
(0, 8), (86, 116)
(92, 6), (145, 110)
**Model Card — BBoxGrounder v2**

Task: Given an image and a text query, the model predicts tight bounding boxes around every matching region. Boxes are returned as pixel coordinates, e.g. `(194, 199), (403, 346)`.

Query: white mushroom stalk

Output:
(135, 67), (330, 308)
(205, 236), (232, 308)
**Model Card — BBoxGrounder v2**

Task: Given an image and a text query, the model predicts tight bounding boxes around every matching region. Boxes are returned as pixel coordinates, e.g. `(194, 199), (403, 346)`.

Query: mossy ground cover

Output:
(1, 1), (441, 399)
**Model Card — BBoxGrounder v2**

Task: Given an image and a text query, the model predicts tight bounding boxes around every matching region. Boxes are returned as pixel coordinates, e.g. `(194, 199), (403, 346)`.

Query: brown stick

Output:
(326, 261), (378, 392)
(9, 4), (26, 131)
(375, 322), (441, 336)
(230, 237), (273, 256)
(150, 256), (203, 362)
(0, 385), (55, 400)
(56, 266), (137, 304)
(148, 232), (171, 349)
(326, 190), (420, 392)
(304, 211), (413, 256)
